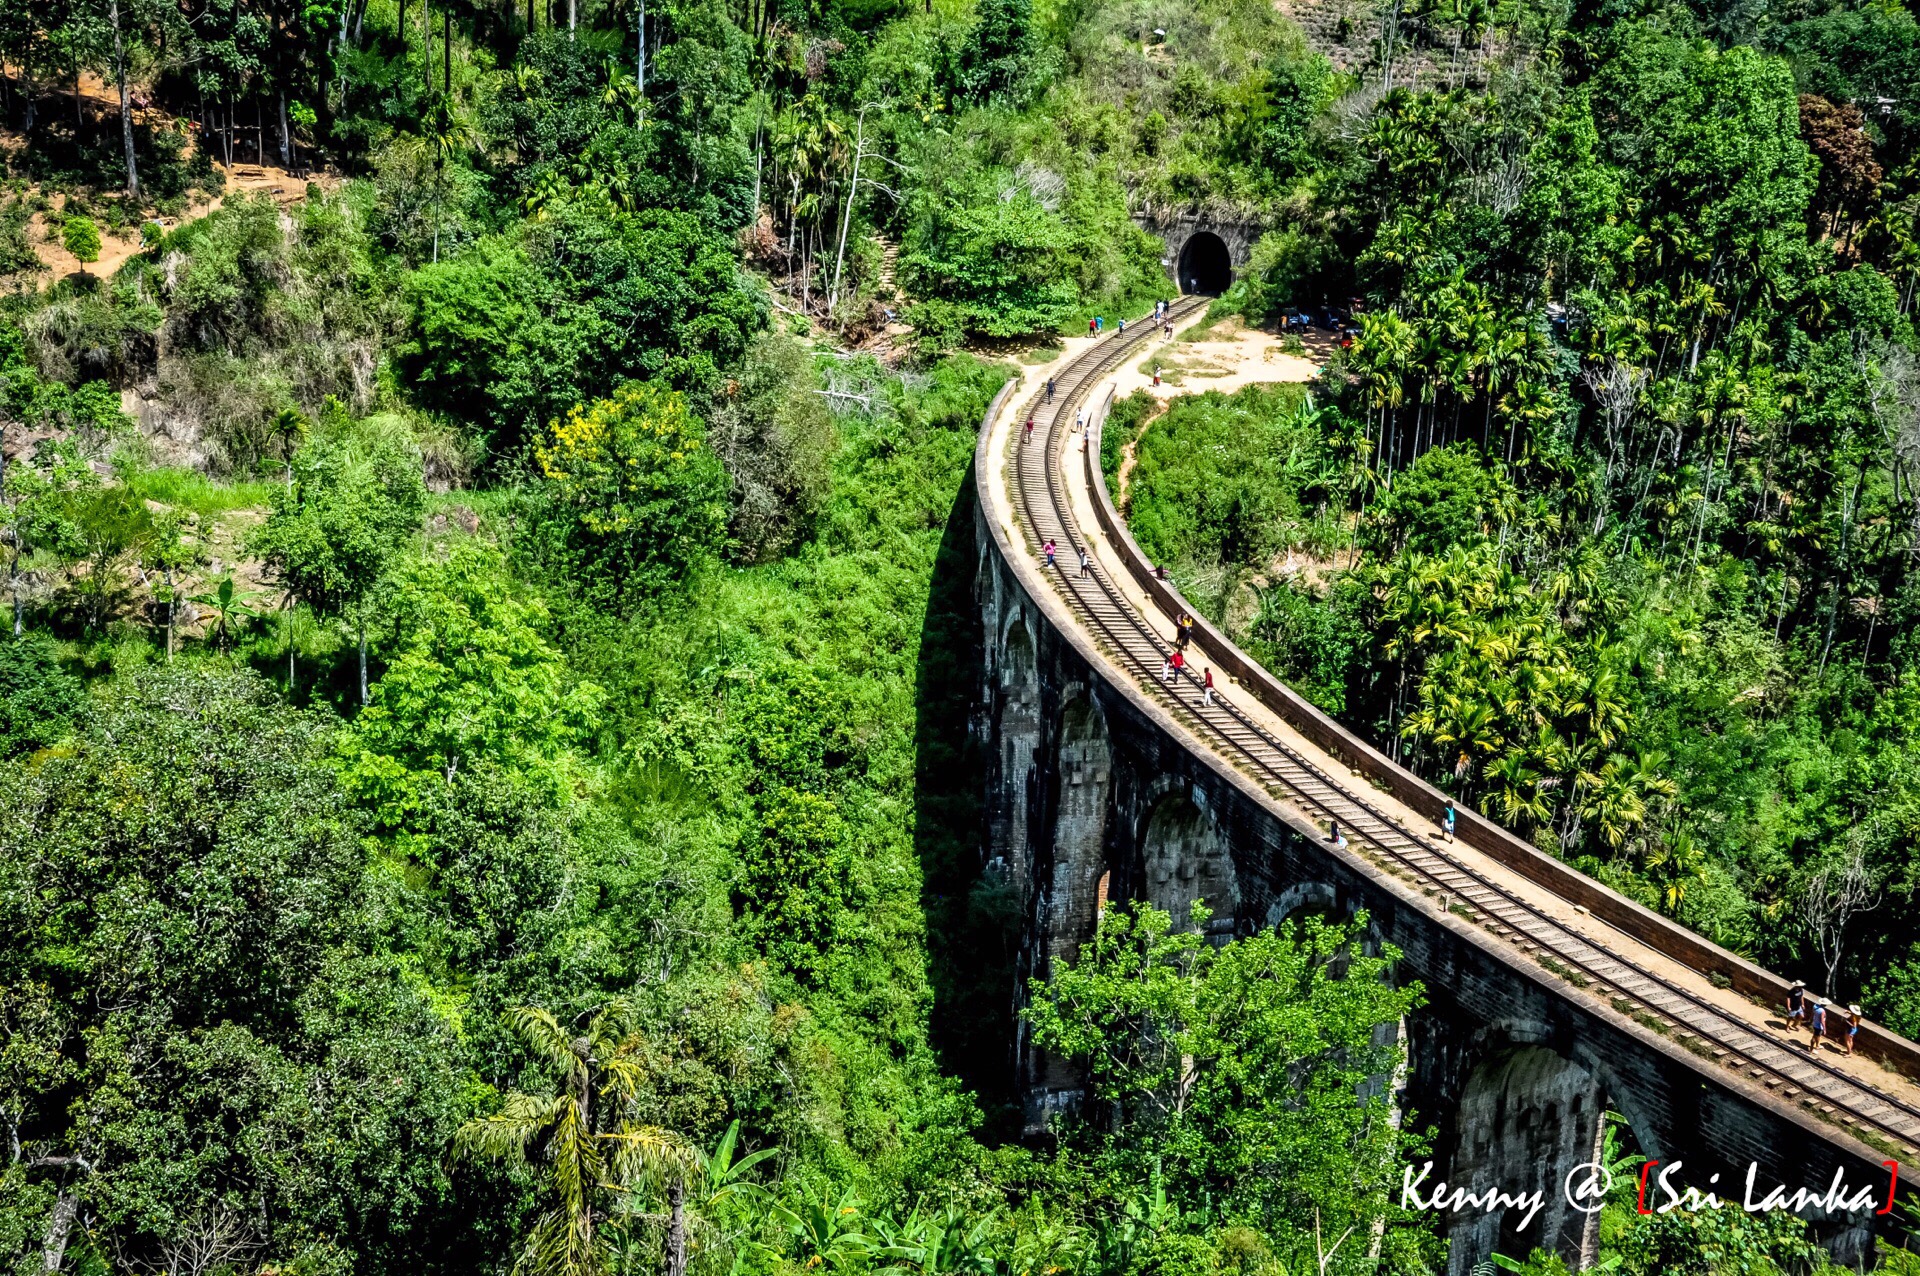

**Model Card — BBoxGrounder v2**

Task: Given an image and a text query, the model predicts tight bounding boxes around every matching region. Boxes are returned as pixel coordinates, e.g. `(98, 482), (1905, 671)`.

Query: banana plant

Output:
(772, 1185), (874, 1271)
(872, 1202), (996, 1274)
(190, 576), (260, 650)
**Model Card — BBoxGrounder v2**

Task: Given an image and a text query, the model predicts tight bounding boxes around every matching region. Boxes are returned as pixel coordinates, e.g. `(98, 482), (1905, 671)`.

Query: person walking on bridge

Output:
(1077, 547), (1091, 578)
(1175, 611), (1195, 650)
(1201, 667), (1214, 706)
(1442, 800), (1456, 843)
(1118, 318), (1125, 336)
(1846, 1004), (1863, 1056)
(1786, 979), (1807, 1026)
(1043, 539), (1057, 569)
(1075, 406), (1087, 433)
(1169, 647), (1186, 684)
(1024, 415), (1035, 445)
(1809, 998), (1828, 1050)
(1046, 377), (1055, 404)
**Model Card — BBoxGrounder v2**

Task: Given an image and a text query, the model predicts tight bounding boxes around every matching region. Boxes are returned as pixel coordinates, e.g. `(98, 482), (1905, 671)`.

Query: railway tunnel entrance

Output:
(1177, 231), (1232, 295)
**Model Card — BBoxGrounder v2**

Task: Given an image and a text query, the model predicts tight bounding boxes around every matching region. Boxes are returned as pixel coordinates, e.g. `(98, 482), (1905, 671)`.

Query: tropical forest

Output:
(2, 0), (1919, 1265)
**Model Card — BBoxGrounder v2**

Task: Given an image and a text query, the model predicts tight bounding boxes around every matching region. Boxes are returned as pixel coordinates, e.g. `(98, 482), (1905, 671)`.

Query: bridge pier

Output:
(1416, 1033), (1607, 1273)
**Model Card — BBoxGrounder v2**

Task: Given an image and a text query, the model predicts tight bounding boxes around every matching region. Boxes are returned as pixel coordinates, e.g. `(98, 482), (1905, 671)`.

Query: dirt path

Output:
(27, 163), (337, 286)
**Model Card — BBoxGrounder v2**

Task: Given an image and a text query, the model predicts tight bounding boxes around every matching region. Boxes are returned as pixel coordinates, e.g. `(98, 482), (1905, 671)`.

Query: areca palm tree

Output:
(456, 1003), (693, 1276)
(1484, 751), (1550, 829)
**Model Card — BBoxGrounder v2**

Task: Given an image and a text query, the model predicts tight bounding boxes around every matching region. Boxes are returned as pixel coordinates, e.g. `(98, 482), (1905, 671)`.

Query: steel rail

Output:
(1001, 302), (1920, 1155)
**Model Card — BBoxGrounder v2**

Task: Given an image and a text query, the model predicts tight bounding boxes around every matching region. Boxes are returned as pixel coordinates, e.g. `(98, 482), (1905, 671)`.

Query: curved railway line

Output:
(999, 296), (1920, 1162)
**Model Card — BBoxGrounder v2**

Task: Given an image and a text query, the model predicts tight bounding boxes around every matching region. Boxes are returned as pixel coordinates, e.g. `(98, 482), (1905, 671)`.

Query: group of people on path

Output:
(1019, 387), (1084, 449)
(1084, 301), (1176, 340)
(1157, 610), (1213, 706)
(1786, 980), (1864, 1056)
(1036, 302), (1238, 714)
(1041, 529), (1221, 710)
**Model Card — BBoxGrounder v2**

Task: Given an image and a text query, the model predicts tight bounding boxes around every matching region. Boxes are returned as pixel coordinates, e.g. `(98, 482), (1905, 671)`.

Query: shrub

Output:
(0, 633), (83, 757)
(528, 380), (729, 608)
(62, 215), (101, 265)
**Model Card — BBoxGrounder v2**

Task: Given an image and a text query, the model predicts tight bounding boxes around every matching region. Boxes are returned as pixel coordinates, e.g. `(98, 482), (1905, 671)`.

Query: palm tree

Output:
(456, 1003), (693, 1276)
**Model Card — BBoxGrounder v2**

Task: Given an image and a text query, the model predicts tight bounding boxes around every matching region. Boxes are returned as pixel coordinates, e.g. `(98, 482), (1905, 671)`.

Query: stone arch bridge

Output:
(966, 302), (1920, 1271)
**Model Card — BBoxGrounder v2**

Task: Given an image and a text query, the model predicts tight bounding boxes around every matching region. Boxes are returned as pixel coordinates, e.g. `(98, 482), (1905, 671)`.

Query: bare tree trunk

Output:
(278, 90), (289, 166)
(750, 91), (764, 216)
(1805, 853), (1879, 998)
(111, 0), (140, 198)
(42, 1192), (76, 1274)
(359, 607), (369, 705)
(665, 1183), (686, 1276)
(829, 106), (868, 315)
(568, 0), (575, 37)
(443, 5), (451, 93)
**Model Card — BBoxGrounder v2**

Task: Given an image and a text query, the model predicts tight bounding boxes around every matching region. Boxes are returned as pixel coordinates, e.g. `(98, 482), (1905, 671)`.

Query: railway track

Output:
(1002, 297), (1920, 1159)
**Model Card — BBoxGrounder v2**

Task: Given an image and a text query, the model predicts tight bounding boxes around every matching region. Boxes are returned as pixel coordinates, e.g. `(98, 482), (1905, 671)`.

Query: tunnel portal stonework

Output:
(1136, 212), (1261, 293)
(971, 501), (1894, 1271)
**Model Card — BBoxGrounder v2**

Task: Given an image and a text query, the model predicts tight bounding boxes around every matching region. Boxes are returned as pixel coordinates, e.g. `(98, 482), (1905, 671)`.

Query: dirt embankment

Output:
(13, 72), (338, 287)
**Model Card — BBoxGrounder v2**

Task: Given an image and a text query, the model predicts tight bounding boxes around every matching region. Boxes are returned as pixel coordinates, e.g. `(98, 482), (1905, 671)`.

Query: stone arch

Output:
(1139, 790), (1238, 939)
(991, 614), (1041, 885)
(1177, 231), (1232, 295)
(1266, 881), (1339, 928)
(1047, 691), (1113, 970)
(1574, 1047), (1665, 1161)
(1443, 1046), (1606, 1276)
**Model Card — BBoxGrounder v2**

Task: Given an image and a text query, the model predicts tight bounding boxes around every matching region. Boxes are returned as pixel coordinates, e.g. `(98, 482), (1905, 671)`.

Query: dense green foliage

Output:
(1026, 904), (1435, 1274)
(1118, 385), (1323, 568)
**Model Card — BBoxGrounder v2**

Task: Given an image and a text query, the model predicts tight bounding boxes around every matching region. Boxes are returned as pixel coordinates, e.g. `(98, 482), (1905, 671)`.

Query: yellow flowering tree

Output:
(534, 381), (728, 606)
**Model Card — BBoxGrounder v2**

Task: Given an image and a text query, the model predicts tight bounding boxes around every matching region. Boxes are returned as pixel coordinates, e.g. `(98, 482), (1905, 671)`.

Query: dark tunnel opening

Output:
(1177, 231), (1232, 295)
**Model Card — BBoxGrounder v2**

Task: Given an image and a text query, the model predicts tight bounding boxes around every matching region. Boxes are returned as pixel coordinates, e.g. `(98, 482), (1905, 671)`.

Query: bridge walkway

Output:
(978, 299), (1920, 1164)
